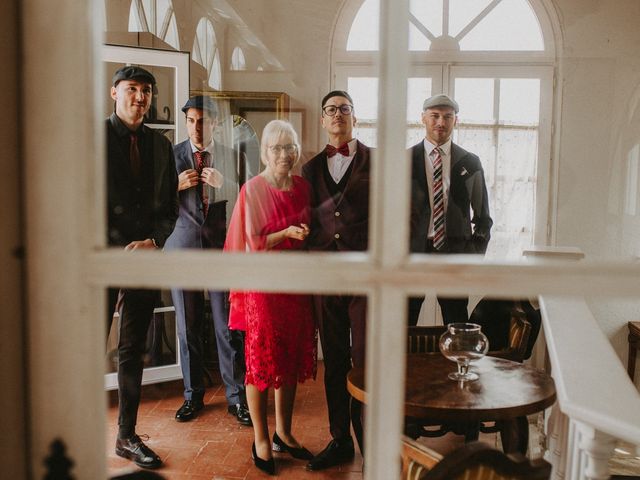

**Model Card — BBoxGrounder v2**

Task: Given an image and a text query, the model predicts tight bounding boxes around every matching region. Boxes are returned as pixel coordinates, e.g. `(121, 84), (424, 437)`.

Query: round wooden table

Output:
(347, 353), (556, 453)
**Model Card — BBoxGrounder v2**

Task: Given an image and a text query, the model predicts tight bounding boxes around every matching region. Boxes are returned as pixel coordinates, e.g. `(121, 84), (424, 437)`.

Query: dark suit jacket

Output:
(409, 141), (492, 254)
(106, 113), (178, 248)
(302, 140), (371, 252)
(165, 139), (239, 250)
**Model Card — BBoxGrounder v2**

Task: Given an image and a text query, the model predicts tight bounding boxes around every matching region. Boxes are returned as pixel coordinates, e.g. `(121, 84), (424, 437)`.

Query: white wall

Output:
(553, 0), (640, 384)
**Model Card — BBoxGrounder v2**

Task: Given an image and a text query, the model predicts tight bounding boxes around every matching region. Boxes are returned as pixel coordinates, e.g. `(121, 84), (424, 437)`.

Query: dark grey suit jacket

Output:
(409, 140), (492, 254)
(165, 139), (239, 250)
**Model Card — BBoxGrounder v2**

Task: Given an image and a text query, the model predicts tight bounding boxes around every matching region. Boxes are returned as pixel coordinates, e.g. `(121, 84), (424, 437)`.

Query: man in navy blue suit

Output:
(164, 96), (250, 426)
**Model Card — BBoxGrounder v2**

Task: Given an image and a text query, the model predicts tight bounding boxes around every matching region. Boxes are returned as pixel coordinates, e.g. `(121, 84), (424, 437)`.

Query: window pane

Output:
(347, 0), (379, 51)
(459, 0), (544, 51)
(410, 0), (442, 38)
(409, 22), (431, 51)
(499, 79), (540, 125)
(449, 0), (493, 37)
(348, 77), (379, 147)
(455, 78), (495, 124)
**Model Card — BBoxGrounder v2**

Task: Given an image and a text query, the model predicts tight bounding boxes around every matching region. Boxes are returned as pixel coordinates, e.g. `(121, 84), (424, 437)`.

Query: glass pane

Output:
(459, 0), (544, 51)
(499, 78), (540, 125)
(348, 76), (379, 147)
(410, 0), (442, 37)
(407, 77), (432, 146)
(347, 0), (379, 51)
(449, 0), (493, 37)
(105, 288), (178, 382)
(455, 78), (495, 124)
(409, 22), (431, 51)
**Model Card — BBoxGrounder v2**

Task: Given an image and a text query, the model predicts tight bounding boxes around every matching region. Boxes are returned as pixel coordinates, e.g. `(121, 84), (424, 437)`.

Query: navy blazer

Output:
(165, 139), (239, 250)
(409, 141), (492, 254)
(302, 140), (371, 252)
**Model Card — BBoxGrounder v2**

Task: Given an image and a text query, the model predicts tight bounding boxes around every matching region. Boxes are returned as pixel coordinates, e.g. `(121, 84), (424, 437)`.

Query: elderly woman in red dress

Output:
(224, 119), (317, 475)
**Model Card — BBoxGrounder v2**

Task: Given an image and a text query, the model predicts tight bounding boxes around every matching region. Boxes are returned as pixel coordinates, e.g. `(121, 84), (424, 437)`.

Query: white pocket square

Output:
(460, 167), (468, 176)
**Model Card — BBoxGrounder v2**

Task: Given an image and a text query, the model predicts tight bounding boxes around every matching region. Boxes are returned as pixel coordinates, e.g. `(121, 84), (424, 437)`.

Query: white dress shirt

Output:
(327, 138), (357, 184)
(423, 138), (452, 237)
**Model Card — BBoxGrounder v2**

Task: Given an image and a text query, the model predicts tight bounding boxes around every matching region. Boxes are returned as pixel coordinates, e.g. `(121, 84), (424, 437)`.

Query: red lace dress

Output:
(224, 175), (317, 391)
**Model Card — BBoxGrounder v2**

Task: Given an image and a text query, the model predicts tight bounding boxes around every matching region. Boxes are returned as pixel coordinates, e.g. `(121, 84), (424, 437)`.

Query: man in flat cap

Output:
(106, 65), (178, 468)
(303, 90), (370, 470)
(408, 94), (493, 326)
(164, 95), (250, 426)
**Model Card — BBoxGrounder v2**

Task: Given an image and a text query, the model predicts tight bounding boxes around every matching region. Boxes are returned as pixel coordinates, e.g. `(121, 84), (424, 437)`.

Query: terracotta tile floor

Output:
(107, 362), (495, 479)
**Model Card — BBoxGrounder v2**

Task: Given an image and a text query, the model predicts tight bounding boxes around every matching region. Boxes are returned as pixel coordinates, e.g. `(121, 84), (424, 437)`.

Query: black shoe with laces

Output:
(175, 399), (204, 422)
(306, 437), (355, 471)
(115, 434), (162, 469)
(227, 403), (252, 426)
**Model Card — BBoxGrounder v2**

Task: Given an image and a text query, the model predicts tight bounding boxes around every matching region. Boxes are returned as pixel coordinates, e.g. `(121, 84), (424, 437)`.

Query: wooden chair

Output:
(405, 303), (536, 444)
(401, 436), (551, 480)
(407, 302), (535, 362)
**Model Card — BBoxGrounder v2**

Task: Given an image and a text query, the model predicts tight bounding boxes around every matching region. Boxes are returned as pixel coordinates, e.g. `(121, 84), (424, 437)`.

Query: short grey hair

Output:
(260, 119), (301, 166)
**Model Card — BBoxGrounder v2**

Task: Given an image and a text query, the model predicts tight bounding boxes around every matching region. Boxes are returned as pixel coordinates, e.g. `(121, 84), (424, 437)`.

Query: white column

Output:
(576, 422), (616, 480)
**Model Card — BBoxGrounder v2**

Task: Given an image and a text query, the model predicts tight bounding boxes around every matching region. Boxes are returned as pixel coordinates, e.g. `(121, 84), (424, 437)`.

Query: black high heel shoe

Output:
(252, 442), (275, 475)
(272, 432), (314, 460)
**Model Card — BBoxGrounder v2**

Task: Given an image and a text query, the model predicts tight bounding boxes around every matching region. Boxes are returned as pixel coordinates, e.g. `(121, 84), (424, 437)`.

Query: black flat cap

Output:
(112, 65), (156, 86)
(181, 95), (218, 116)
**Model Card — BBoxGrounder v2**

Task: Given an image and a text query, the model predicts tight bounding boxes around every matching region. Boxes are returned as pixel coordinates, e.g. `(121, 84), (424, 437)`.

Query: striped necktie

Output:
(432, 147), (445, 250)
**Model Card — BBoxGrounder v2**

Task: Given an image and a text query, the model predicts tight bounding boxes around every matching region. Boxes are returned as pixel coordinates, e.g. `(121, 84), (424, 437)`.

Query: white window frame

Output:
(20, 0), (640, 479)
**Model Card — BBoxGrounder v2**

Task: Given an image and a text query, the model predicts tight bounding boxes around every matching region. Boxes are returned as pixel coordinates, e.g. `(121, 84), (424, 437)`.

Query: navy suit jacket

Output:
(409, 141), (492, 254)
(165, 139), (239, 250)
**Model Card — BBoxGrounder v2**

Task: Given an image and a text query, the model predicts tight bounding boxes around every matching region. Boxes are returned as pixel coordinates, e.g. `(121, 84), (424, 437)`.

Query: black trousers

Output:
(407, 238), (470, 326)
(108, 287), (159, 436)
(316, 294), (367, 451)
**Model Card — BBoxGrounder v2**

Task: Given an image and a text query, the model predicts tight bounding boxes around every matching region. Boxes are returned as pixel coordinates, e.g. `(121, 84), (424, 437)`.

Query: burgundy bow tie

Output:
(326, 143), (350, 158)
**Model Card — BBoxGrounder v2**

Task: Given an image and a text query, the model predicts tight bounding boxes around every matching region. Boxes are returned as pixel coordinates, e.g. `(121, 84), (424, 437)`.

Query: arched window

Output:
(230, 46), (247, 71)
(192, 18), (222, 90)
(128, 0), (180, 50)
(334, 0), (556, 261)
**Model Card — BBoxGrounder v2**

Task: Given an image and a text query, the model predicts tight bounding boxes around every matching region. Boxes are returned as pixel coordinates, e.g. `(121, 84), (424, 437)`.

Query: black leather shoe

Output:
(306, 437), (355, 471)
(227, 403), (252, 426)
(175, 399), (204, 422)
(272, 432), (313, 460)
(115, 434), (162, 469)
(252, 442), (275, 475)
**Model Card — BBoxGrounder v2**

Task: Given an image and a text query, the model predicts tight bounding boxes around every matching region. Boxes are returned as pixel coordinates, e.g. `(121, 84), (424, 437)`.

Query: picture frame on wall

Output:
(190, 90), (291, 186)
(102, 44), (190, 144)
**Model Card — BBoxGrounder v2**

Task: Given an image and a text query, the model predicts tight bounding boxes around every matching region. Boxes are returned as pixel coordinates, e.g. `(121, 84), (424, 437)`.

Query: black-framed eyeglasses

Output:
(269, 144), (298, 155)
(322, 104), (353, 116)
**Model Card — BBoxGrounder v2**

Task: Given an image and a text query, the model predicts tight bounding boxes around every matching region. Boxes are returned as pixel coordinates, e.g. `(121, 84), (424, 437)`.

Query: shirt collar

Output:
(109, 112), (144, 137)
(190, 139), (215, 155)
(346, 138), (357, 156)
(424, 137), (452, 156)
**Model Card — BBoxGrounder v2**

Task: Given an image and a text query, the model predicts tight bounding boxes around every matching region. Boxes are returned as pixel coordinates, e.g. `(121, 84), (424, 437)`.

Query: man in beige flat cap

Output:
(408, 94), (493, 326)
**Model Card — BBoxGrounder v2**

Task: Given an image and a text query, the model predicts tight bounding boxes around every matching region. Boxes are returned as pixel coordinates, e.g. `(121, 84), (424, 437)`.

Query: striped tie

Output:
(432, 147), (445, 250)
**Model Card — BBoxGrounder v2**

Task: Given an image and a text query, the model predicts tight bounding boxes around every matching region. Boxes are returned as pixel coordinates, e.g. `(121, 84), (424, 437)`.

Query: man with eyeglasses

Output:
(408, 94), (493, 326)
(302, 90), (371, 471)
(164, 95), (251, 427)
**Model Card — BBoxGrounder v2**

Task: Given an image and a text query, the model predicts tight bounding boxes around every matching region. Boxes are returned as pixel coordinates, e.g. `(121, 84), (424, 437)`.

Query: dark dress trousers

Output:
(106, 113), (179, 433)
(408, 141), (493, 326)
(302, 140), (370, 447)
(164, 140), (246, 406)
